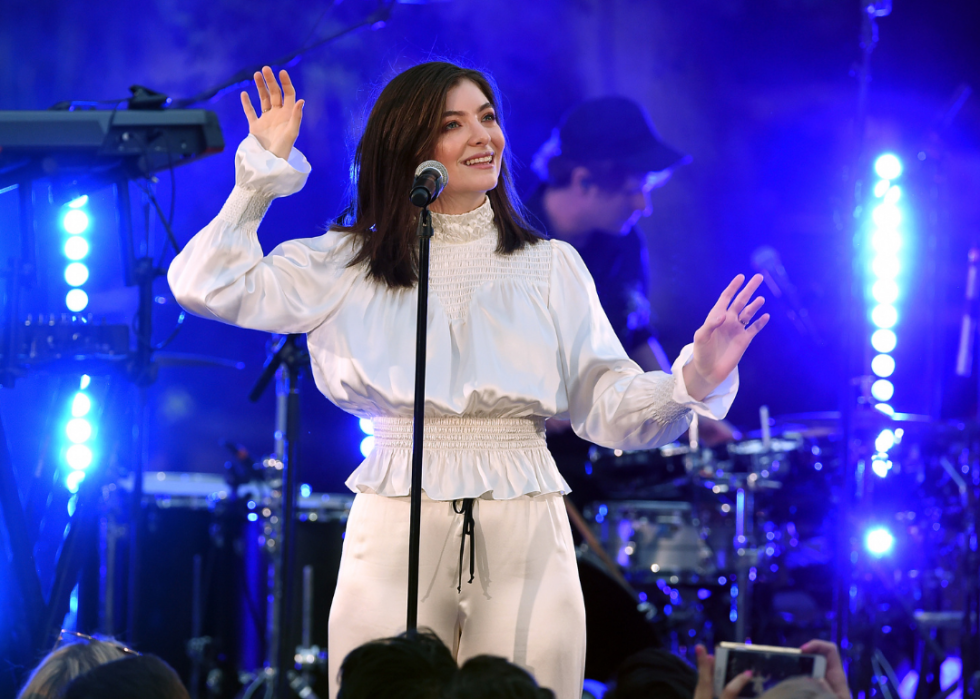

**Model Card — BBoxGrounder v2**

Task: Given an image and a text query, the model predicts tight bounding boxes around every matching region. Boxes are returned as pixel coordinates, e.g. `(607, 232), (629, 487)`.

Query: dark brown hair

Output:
(335, 62), (542, 288)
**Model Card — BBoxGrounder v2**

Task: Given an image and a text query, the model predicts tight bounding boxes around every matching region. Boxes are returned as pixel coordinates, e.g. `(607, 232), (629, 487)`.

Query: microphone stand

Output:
(407, 206), (433, 631)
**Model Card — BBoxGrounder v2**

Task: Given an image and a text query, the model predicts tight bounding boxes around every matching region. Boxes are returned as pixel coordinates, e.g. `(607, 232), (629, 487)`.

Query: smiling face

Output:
(429, 79), (505, 214)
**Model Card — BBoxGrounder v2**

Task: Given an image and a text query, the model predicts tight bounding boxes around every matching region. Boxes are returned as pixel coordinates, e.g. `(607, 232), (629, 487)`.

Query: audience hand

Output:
(694, 645), (754, 699)
(240, 66), (305, 160)
(801, 640), (851, 699)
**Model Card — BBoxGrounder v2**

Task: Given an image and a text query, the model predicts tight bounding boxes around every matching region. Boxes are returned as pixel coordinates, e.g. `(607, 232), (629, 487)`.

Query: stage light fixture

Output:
(65, 289), (89, 313)
(871, 304), (898, 329)
(871, 329), (897, 353)
(872, 279), (899, 304)
(875, 403), (895, 415)
(884, 185), (902, 204)
(66, 471), (86, 493)
(64, 262), (89, 287)
(80, 375), (91, 390)
(65, 418), (92, 444)
(871, 379), (895, 402)
(865, 527), (895, 556)
(68, 195), (89, 208)
(872, 203), (902, 229)
(874, 154), (903, 180)
(62, 209), (90, 235)
(65, 444), (93, 470)
(71, 392), (91, 417)
(360, 435), (375, 457)
(64, 236), (90, 261)
(872, 354), (896, 378)
(872, 229), (902, 255)
(359, 418), (375, 435)
(873, 180), (890, 198)
(871, 456), (892, 478)
(872, 255), (900, 279)
(875, 429), (896, 452)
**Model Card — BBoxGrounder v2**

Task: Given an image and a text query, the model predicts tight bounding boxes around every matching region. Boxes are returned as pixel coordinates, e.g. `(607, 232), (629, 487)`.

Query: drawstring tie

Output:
(453, 498), (476, 593)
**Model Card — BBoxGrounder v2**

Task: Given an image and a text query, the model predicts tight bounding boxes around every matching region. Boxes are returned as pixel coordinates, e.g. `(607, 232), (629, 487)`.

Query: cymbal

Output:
(763, 410), (934, 438)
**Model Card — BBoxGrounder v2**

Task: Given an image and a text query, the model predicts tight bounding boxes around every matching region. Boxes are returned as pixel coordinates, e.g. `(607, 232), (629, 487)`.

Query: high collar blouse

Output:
(168, 136), (738, 501)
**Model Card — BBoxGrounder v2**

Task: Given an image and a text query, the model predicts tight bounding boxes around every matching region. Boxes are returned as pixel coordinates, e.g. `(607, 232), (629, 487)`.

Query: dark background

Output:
(1, 0), (980, 688)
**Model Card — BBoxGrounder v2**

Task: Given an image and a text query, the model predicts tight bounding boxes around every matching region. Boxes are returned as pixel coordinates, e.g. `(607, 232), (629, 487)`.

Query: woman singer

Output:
(168, 61), (769, 699)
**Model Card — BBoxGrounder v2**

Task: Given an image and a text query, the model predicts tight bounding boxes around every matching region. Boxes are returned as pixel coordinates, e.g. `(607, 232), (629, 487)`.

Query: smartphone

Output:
(713, 642), (827, 698)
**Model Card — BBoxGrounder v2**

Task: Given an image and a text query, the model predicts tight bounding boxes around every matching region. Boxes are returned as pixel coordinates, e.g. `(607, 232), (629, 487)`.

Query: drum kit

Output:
(85, 399), (980, 696)
(571, 407), (980, 690)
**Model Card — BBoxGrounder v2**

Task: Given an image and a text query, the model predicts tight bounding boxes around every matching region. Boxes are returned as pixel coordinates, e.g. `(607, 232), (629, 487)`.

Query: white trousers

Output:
(327, 492), (587, 699)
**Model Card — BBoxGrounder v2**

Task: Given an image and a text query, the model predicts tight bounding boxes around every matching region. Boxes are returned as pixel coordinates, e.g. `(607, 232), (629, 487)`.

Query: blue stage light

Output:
(876, 403), (895, 415)
(873, 180), (891, 198)
(884, 185), (902, 204)
(871, 379), (895, 402)
(872, 279), (899, 304)
(872, 354), (896, 378)
(871, 304), (898, 329)
(64, 262), (89, 287)
(65, 289), (89, 312)
(360, 436), (375, 457)
(65, 418), (92, 444)
(872, 456), (892, 478)
(68, 195), (89, 208)
(874, 154), (903, 180)
(358, 417), (375, 435)
(80, 375), (91, 390)
(66, 444), (93, 470)
(63, 210), (90, 235)
(71, 393), (91, 417)
(872, 203), (902, 229)
(865, 527), (895, 556)
(872, 229), (902, 255)
(66, 470), (86, 493)
(64, 236), (90, 261)
(875, 429), (896, 452)
(872, 255), (900, 280)
(871, 329), (897, 353)
(300, 483), (312, 498)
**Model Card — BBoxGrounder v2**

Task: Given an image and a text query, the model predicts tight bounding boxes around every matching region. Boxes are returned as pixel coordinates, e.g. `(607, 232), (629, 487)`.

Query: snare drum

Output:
(585, 500), (715, 582)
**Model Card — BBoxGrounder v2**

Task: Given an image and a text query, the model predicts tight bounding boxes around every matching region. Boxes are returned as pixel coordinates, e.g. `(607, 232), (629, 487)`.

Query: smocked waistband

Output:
(371, 416), (547, 451)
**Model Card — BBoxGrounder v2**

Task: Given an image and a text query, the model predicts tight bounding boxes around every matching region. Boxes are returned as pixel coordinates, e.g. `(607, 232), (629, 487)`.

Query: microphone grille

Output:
(415, 160), (449, 182)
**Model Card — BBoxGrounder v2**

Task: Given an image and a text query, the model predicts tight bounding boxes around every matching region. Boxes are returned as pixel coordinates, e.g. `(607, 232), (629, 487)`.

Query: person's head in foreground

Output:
(337, 629), (457, 699)
(444, 654), (556, 698)
(340, 61), (540, 288)
(603, 646), (698, 699)
(16, 632), (132, 699)
(62, 654), (189, 699)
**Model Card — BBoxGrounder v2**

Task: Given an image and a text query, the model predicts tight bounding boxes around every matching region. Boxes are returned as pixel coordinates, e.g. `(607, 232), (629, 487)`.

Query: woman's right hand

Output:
(240, 66), (305, 160)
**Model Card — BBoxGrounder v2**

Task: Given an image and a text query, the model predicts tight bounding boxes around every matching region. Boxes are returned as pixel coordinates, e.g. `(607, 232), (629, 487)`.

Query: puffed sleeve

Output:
(167, 135), (358, 334)
(548, 240), (738, 450)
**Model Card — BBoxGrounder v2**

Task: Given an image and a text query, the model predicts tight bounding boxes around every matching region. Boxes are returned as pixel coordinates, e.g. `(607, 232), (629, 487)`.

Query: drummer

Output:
(523, 97), (736, 503)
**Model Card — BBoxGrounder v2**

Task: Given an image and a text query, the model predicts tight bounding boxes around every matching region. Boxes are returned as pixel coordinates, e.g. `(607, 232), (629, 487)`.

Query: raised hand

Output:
(683, 274), (769, 401)
(240, 66), (305, 160)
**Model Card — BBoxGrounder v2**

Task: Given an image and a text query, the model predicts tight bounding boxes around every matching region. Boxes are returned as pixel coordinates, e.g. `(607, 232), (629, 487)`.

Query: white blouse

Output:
(168, 136), (739, 501)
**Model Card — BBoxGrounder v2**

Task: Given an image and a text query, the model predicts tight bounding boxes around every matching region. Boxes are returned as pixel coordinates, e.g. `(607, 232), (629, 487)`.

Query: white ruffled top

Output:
(168, 136), (739, 501)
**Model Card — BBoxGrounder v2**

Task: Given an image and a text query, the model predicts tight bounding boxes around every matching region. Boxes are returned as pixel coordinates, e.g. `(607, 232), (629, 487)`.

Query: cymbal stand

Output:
(241, 335), (317, 699)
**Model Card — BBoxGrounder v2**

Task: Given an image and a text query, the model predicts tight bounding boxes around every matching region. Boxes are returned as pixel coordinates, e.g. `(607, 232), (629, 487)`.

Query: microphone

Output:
(750, 245), (823, 344)
(955, 248), (980, 377)
(410, 160), (448, 207)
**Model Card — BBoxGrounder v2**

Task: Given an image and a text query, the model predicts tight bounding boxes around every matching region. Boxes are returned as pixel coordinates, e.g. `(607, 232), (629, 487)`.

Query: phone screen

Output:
(724, 649), (817, 698)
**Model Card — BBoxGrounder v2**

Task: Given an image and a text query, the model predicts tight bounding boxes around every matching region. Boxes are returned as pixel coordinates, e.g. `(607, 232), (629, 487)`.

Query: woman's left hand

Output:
(683, 274), (769, 401)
